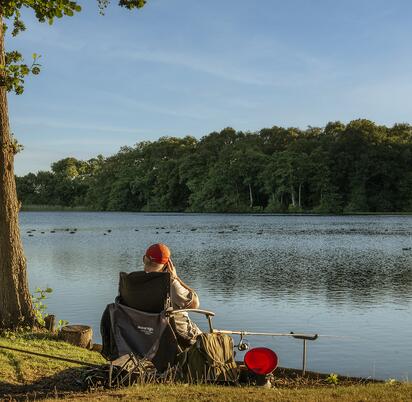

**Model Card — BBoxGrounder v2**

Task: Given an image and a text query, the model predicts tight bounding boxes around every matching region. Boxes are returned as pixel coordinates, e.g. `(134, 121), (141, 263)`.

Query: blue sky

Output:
(7, 0), (412, 175)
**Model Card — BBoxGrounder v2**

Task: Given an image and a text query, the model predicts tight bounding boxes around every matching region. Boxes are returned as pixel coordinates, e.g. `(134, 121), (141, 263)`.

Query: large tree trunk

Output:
(0, 17), (35, 329)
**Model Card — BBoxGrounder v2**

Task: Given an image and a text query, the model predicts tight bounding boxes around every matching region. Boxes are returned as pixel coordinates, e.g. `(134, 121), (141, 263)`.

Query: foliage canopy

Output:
(17, 120), (412, 214)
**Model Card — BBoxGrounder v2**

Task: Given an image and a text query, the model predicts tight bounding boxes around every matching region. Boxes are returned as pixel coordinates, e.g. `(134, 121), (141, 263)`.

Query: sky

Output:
(7, 0), (412, 175)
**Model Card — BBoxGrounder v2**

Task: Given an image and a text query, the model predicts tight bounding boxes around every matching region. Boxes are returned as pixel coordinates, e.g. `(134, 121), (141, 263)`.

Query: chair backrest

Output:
(118, 271), (171, 313)
(101, 271), (177, 372)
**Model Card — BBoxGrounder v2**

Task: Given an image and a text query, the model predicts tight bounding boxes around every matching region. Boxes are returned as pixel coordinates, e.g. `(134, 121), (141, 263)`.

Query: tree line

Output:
(16, 119), (412, 213)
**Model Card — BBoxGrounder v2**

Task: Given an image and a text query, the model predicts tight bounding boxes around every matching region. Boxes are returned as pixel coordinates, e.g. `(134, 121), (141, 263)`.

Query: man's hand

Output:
(166, 259), (177, 279)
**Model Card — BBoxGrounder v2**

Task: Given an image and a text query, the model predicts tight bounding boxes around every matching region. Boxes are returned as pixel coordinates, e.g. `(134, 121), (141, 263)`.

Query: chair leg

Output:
(113, 353), (142, 387)
(111, 355), (133, 386)
(108, 363), (113, 387)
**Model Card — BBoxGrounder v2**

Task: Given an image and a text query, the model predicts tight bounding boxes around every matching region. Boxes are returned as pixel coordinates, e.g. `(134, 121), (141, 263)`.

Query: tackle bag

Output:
(177, 333), (238, 382)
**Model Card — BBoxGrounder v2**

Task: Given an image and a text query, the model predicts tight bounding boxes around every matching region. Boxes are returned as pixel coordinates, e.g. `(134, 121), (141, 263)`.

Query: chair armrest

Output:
(168, 308), (215, 317)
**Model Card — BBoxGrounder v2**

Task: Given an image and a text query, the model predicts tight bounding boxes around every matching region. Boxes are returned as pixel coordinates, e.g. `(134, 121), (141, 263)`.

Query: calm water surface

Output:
(20, 212), (412, 379)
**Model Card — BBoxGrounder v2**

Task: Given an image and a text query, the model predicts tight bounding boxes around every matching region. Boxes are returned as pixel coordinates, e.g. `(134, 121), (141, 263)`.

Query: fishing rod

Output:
(212, 329), (354, 340)
(212, 329), (348, 375)
(172, 309), (352, 375)
(213, 329), (318, 339)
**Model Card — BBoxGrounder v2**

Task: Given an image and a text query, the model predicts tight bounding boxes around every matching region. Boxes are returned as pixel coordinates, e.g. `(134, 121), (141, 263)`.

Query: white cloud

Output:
(13, 117), (139, 134)
(111, 35), (339, 89)
(104, 92), (209, 120)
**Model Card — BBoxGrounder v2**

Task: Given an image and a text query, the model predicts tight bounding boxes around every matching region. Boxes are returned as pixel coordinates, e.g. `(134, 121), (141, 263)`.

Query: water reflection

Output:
(178, 247), (412, 308)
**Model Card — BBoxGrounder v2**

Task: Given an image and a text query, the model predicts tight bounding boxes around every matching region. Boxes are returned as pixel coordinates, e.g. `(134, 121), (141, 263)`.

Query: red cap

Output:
(145, 243), (171, 265)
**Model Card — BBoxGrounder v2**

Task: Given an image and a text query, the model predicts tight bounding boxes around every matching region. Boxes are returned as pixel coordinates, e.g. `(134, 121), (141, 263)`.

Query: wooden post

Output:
(44, 314), (56, 332)
(302, 339), (307, 375)
(60, 324), (93, 349)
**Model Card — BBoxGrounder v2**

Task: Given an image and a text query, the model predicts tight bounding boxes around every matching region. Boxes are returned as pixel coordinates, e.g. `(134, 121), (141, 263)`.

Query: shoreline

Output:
(19, 205), (412, 216)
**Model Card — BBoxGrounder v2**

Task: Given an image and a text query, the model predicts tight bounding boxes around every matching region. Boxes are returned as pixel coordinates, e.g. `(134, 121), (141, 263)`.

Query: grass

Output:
(42, 383), (412, 402)
(0, 331), (411, 401)
(0, 330), (105, 397)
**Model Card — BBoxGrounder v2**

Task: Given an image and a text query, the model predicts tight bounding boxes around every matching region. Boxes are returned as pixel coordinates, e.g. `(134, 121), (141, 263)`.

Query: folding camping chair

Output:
(100, 271), (216, 387)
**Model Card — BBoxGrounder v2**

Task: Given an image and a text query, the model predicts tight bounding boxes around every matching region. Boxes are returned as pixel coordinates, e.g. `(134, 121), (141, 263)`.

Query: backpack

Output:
(177, 333), (238, 383)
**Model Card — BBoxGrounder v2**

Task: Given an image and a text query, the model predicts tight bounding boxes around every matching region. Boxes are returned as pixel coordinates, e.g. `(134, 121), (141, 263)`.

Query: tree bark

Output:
(298, 183), (302, 208)
(0, 16), (36, 329)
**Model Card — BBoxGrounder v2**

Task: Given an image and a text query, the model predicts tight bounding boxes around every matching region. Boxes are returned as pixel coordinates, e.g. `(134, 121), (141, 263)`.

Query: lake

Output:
(20, 212), (412, 380)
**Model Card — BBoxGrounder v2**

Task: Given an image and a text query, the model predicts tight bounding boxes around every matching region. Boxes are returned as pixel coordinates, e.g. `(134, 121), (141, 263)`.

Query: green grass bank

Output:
(0, 332), (410, 401)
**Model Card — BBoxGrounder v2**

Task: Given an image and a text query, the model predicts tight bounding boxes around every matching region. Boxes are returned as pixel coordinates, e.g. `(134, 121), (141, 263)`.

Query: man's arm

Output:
(174, 276), (200, 309)
(167, 259), (200, 309)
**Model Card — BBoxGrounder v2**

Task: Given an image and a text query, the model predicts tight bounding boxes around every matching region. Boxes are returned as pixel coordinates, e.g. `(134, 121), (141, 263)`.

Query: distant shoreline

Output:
(20, 205), (412, 215)
(21, 205), (92, 212)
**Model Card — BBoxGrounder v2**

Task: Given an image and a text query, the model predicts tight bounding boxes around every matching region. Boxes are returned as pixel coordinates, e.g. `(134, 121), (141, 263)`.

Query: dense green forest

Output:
(16, 119), (412, 213)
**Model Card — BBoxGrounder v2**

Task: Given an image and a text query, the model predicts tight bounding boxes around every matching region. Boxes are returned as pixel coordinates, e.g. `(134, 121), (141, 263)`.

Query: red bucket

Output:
(244, 347), (278, 375)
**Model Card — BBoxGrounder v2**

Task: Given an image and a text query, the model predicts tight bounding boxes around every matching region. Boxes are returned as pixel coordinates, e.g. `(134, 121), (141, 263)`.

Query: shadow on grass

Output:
(0, 366), (92, 400)
(0, 362), (383, 400)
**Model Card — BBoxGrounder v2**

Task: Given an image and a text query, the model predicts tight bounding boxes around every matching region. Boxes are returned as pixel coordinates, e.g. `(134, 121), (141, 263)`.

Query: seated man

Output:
(143, 243), (202, 346)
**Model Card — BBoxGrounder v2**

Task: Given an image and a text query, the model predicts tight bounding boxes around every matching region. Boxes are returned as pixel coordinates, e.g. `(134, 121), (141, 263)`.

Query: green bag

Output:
(177, 333), (238, 383)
